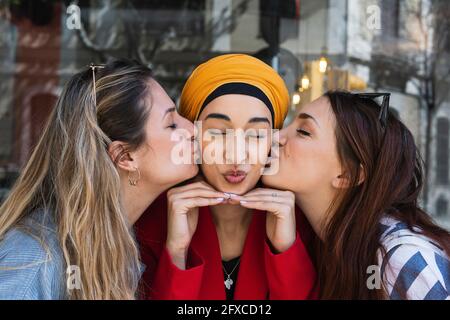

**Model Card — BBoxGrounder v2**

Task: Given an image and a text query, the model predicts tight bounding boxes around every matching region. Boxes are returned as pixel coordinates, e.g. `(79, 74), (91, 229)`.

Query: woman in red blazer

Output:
(135, 54), (317, 300)
(137, 190), (317, 300)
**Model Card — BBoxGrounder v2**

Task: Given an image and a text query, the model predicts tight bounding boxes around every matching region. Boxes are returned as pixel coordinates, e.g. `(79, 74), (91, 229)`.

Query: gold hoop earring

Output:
(128, 167), (141, 186)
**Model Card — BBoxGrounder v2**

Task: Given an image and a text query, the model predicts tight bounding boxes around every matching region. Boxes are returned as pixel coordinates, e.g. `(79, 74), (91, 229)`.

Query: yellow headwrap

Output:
(179, 54), (289, 129)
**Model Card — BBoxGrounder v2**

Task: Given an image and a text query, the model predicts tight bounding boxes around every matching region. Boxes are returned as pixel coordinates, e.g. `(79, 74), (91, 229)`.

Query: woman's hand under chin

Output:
(238, 188), (297, 253)
(166, 181), (229, 269)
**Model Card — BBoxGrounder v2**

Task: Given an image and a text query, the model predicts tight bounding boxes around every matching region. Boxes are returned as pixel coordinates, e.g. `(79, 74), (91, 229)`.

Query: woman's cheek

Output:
(286, 140), (311, 187)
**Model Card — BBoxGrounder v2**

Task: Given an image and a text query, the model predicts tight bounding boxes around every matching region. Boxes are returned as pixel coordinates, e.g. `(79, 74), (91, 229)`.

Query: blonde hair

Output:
(0, 59), (153, 299)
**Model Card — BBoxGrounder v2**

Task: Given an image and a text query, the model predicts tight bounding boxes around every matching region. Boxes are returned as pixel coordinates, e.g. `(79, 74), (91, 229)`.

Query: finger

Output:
(223, 196), (242, 205)
(171, 188), (227, 201)
(168, 182), (220, 197)
(243, 188), (293, 199)
(239, 200), (272, 211)
(239, 195), (292, 204)
(239, 200), (291, 216)
(240, 188), (266, 196)
(182, 197), (226, 209)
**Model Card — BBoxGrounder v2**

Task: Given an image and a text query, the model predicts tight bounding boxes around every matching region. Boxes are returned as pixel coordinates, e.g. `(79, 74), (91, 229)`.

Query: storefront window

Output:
(0, 0), (449, 228)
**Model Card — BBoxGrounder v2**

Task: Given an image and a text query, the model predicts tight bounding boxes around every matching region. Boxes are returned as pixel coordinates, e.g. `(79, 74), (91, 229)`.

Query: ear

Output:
(108, 141), (137, 172)
(331, 164), (366, 189)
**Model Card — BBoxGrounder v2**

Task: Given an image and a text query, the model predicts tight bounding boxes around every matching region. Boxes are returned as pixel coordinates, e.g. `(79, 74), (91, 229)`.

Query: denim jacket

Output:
(0, 209), (66, 300)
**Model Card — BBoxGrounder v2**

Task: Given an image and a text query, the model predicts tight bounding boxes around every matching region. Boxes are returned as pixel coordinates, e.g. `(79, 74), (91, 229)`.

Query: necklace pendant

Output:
(224, 277), (233, 290)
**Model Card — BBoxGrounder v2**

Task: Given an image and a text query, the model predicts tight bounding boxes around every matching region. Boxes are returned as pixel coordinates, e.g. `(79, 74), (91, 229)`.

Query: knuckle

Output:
(197, 181), (208, 188)
(168, 193), (180, 203)
(172, 199), (184, 208)
(284, 190), (294, 197)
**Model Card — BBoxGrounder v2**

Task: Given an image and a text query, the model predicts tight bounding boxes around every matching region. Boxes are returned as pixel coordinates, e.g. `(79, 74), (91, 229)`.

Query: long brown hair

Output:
(317, 91), (450, 299)
(0, 59), (153, 299)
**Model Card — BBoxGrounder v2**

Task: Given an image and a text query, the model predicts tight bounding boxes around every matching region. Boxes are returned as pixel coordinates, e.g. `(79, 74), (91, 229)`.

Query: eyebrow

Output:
(163, 107), (176, 119)
(248, 117), (271, 125)
(205, 113), (271, 125)
(205, 113), (231, 121)
(298, 112), (320, 127)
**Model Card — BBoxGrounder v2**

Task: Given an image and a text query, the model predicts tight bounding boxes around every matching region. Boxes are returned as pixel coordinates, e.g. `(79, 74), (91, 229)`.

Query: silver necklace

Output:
(222, 258), (240, 290)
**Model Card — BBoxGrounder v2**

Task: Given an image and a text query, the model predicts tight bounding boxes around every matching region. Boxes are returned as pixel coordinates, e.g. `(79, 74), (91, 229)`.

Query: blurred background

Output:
(0, 0), (449, 229)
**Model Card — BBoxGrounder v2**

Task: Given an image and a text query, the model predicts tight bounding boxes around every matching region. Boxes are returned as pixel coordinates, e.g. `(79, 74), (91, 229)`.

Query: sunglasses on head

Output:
(353, 92), (391, 130)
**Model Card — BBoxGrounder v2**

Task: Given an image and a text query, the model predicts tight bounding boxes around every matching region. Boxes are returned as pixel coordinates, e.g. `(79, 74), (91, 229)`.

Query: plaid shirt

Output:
(378, 216), (450, 300)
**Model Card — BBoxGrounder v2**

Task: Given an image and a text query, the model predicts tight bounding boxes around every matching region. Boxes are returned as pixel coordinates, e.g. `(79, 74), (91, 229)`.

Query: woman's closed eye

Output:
(296, 128), (311, 137)
(207, 129), (226, 136)
(246, 133), (266, 139)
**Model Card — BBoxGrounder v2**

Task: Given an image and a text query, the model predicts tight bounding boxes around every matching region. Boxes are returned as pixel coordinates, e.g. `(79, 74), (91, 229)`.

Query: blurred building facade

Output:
(0, 0), (449, 227)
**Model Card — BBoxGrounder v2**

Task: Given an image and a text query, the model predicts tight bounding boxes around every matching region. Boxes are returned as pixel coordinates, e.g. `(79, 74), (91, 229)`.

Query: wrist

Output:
(269, 233), (296, 254)
(166, 241), (188, 269)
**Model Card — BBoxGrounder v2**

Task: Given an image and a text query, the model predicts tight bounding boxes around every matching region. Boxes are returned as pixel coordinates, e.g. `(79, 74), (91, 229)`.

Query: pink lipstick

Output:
(223, 170), (247, 184)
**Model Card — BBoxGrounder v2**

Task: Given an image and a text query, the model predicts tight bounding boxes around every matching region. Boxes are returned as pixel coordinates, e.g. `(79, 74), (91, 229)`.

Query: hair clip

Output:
(89, 63), (105, 107)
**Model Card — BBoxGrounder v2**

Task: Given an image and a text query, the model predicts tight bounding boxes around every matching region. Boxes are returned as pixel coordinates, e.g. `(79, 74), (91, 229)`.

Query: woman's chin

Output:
(208, 179), (247, 195)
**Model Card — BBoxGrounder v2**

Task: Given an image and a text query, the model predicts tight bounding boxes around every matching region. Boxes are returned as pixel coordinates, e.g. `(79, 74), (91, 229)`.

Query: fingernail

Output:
(216, 198), (225, 202)
(240, 200), (247, 204)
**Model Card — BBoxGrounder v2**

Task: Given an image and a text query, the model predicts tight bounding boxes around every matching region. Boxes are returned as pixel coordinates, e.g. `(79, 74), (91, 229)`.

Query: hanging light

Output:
(301, 75), (310, 90)
(292, 92), (301, 105)
(319, 56), (328, 73)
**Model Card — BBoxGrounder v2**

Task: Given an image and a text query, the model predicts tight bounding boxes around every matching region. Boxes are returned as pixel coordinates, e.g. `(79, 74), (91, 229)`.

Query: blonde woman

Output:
(0, 59), (198, 299)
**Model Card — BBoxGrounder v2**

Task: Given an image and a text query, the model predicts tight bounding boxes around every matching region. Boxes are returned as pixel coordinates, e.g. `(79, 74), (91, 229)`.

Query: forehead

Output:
(148, 79), (173, 111)
(298, 96), (335, 125)
(198, 94), (272, 124)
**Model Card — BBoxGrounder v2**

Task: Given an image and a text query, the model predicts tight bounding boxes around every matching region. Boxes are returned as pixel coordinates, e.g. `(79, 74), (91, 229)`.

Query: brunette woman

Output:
(262, 91), (450, 299)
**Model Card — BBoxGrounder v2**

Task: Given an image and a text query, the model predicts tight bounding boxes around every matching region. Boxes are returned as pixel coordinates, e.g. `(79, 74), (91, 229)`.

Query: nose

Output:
(224, 131), (247, 165)
(277, 127), (288, 147)
(178, 113), (195, 141)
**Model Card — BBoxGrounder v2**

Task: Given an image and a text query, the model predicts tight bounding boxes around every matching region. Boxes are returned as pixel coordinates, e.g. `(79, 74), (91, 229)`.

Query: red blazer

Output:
(135, 193), (317, 300)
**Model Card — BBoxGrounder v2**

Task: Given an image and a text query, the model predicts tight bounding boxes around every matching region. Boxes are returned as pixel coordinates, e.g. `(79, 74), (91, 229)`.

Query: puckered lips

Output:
(223, 169), (247, 184)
